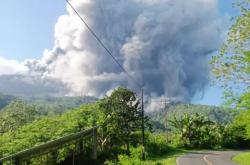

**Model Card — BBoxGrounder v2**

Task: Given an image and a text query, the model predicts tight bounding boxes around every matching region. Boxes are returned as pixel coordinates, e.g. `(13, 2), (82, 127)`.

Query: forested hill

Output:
(148, 103), (236, 131)
(0, 93), (17, 109)
(23, 95), (98, 115)
(0, 92), (98, 115)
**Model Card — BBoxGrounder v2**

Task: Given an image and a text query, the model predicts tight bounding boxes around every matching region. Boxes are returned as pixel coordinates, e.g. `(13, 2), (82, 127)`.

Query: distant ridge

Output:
(0, 93), (17, 109)
(0, 92), (98, 114)
(148, 103), (236, 131)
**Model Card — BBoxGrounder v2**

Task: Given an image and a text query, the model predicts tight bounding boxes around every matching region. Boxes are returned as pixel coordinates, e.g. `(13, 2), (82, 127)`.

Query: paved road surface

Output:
(176, 151), (243, 165)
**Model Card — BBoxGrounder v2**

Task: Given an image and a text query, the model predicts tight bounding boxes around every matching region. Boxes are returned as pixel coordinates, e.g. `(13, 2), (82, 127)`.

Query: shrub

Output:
(105, 147), (143, 165)
(222, 110), (250, 148)
(146, 133), (171, 156)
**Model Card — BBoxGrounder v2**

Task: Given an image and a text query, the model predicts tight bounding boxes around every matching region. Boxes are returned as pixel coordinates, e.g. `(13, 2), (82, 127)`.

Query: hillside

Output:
(148, 103), (236, 131)
(0, 92), (98, 115)
(23, 95), (98, 115)
(0, 93), (17, 109)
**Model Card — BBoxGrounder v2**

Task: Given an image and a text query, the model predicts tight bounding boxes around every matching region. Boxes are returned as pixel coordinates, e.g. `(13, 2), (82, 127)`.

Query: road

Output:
(176, 151), (243, 165)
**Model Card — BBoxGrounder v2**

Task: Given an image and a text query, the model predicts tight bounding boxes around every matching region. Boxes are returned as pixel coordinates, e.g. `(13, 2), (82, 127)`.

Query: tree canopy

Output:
(210, 0), (250, 110)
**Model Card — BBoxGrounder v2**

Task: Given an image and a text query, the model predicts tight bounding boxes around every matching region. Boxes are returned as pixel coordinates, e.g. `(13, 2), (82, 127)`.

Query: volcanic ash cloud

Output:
(0, 0), (224, 101)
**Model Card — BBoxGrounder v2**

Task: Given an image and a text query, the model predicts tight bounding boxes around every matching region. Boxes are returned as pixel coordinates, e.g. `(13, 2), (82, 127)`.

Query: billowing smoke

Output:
(0, 0), (224, 101)
(0, 56), (28, 75)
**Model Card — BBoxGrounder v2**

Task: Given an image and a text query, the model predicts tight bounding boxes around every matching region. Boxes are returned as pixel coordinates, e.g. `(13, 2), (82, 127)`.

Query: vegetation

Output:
(233, 152), (250, 165)
(0, 0), (249, 164)
(105, 146), (184, 165)
(0, 93), (97, 115)
(168, 113), (222, 148)
(0, 87), (149, 164)
(0, 87), (249, 164)
(24, 95), (97, 116)
(210, 0), (249, 96)
(99, 88), (148, 155)
(0, 93), (16, 110)
(0, 100), (39, 134)
(210, 0), (250, 151)
(210, 0), (249, 113)
(225, 109), (250, 148)
(0, 102), (103, 163)
(149, 103), (235, 132)
(0, 1), (249, 161)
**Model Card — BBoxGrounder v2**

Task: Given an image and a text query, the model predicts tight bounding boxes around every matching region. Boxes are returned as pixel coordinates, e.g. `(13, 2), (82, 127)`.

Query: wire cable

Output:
(65, 0), (142, 89)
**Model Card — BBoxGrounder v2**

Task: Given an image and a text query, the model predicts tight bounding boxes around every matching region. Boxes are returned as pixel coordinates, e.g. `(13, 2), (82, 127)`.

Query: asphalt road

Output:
(176, 151), (243, 165)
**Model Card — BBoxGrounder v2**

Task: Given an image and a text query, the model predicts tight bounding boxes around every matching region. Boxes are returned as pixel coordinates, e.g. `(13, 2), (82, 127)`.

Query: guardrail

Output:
(0, 127), (98, 165)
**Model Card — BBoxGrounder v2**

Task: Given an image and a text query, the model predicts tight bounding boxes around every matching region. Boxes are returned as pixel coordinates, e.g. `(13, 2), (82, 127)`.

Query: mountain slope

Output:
(0, 92), (98, 115)
(0, 93), (17, 110)
(148, 103), (236, 131)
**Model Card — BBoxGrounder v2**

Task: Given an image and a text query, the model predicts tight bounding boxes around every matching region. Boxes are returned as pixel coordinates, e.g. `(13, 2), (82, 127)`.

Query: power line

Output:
(65, 1), (146, 160)
(65, 0), (142, 89)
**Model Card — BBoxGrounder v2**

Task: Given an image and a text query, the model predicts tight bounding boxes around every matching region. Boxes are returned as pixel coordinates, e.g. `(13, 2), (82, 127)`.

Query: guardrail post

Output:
(92, 127), (97, 160)
(92, 126), (97, 161)
(51, 151), (57, 165)
(14, 158), (20, 165)
(0, 128), (95, 165)
(92, 112), (97, 161)
(79, 140), (83, 152)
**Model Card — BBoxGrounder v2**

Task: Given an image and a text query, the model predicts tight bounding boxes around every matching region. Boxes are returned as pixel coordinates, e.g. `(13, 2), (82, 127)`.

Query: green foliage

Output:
(237, 92), (250, 110)
(232, 110), (250, 138)
(210, 0), (250, 111)
(0, 93), (16, 110)
(105, 147), (143, 165)
(0, 92), (97, 116)
(224, 109), (250, 148)
(0, 100), (39, 134)
(99, 87), (146, 155)
(149, 103), (234, 132)
(105, 134), (181, 165)
(233, 152), (250, 165)
(221, 124), (248, 148)
(167, 110), (250, 149)
(2, 86), (248, 164)
(146, 133), (171, 156)
(169, 113), (223, 148)
(0, 103), (103, 163)
(210, 0), (250, 87)
(25, 96), (97, 116)
(0, 87), (148, 164)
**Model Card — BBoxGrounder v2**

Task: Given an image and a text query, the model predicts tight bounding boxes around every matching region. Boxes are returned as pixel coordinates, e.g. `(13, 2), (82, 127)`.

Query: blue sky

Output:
(0, 0), (237, 106)
(0, 0), (66, 61)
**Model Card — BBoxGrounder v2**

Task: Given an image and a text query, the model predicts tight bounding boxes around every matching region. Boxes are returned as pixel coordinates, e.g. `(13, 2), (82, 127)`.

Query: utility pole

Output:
(163, 99), (169, 143)
(92, 116), (97, 161)
(141, 88), (145, 161)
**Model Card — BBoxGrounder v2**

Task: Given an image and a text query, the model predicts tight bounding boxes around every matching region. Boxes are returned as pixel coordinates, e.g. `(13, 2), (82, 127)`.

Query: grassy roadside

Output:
(233, 152), (250, 165)
(144, 149), (249, 165)
(143, 149), (186, 165)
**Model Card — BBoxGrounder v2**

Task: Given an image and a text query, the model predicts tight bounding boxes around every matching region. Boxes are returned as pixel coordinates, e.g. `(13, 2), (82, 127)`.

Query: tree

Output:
(210, 0), (250, 110)
(99, 87), (143, 155)
(169, 113), (222, 148)
(0, 103), (103, 163)
(0, 100), (39, 134)
(230, 108), (250, 147)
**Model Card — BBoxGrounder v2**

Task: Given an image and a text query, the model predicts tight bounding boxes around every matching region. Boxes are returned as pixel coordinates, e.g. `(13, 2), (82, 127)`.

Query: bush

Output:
(105, 133), (173, 165)
(146, 133), (171, 156)
(105, 147), (143, 165)
(222, 110), (250, 149)
(169, 113), (224, 149)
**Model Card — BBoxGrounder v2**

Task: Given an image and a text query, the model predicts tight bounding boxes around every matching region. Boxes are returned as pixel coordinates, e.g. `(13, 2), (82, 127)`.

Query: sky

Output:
(0, 0), (238, 106)
(0, 0), (66, 61)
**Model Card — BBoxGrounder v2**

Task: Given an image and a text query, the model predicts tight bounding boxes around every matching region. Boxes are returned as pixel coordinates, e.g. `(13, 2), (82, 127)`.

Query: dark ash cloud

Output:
(0, 0), (224, 102)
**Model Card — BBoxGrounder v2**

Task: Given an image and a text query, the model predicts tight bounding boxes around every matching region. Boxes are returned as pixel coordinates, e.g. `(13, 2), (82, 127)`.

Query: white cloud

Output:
(0, 56), (28, 75)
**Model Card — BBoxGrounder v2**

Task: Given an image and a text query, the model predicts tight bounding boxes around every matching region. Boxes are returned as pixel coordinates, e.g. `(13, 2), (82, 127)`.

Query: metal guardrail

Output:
(0, 127), (98, 164)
